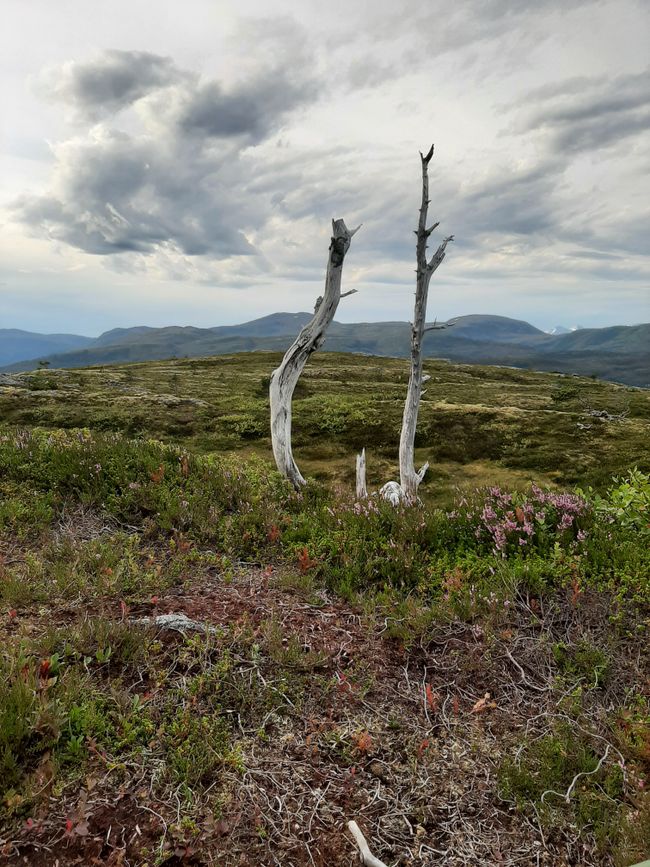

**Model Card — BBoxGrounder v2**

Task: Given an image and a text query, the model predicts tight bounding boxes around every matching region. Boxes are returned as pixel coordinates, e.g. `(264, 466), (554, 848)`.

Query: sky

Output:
(1, 0), (649, 336)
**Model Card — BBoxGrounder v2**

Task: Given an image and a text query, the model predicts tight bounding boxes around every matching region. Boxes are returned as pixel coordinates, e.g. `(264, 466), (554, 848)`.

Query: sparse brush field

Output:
(0, 354), (648, 867)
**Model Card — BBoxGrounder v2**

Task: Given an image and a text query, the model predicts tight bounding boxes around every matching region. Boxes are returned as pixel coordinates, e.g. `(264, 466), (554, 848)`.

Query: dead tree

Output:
(358, 145), (452, 504)
(270, 219), (360, 489)
(399, 144), (453, 501)
(356, 448), (367, 499)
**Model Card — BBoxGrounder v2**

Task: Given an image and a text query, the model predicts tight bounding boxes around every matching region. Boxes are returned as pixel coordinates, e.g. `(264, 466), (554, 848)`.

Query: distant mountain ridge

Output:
(1, 314), (648, 387)
(0, 329), (94, 366)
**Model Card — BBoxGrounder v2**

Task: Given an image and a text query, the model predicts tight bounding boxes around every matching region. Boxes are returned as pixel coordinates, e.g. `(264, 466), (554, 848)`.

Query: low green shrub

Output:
(0, 427), (647, 604)
(579, 467), (650, 536)
(499, 721), (626, 855)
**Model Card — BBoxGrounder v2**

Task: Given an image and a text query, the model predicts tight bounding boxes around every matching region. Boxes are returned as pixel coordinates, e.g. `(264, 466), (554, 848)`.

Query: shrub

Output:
(579, 467), (650, 536)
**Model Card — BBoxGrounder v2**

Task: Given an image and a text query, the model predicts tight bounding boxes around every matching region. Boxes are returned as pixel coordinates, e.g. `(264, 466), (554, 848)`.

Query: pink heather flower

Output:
(481, 505), (497, 522)
(493, 527), (507, 551)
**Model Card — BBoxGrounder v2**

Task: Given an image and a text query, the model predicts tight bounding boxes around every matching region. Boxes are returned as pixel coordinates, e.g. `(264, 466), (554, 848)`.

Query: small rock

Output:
(367, 760), (391, 783)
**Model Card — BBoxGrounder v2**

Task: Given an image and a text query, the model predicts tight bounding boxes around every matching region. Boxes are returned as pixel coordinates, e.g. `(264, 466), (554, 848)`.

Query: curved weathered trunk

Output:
(398, 145), (453, 503)
(270, 219), (360, 489)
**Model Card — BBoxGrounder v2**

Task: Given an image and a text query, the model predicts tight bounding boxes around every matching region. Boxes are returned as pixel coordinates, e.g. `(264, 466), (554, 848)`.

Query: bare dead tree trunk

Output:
(398, 145), (453, 503)
(270, 219), (360, 489)
(356, 448), (367, 499)
(357, 146), (452, 505)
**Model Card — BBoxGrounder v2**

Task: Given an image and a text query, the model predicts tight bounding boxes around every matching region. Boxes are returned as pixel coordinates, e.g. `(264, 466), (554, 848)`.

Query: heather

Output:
(0, 357), (648, 866)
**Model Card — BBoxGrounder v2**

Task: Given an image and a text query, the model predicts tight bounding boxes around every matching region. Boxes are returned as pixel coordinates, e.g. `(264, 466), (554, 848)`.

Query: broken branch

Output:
(347, 820), (389, 867)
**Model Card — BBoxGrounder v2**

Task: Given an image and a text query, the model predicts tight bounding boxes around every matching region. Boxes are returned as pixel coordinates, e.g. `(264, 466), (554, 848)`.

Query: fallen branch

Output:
(347, 820), (389, 867)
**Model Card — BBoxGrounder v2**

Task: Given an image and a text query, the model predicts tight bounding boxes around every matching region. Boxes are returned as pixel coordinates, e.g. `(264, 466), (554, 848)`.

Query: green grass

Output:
(0, 352), (648, 864)
(1, 352), (648, 498)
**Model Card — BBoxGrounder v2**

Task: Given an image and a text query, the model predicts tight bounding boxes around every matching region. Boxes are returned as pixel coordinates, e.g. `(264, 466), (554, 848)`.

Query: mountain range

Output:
(1, 313), (648, 387)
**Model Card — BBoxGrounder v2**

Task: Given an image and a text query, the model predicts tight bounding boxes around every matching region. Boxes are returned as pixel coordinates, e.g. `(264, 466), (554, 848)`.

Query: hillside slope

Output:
(0, 352), (648, 867)
(1, 351), (647, 495)
(3, 314), (648, 386)
(0, 329), (93, 366)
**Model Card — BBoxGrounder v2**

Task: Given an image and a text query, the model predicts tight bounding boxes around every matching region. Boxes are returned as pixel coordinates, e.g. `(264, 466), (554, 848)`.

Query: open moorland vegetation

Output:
(0, 352), (648, 866)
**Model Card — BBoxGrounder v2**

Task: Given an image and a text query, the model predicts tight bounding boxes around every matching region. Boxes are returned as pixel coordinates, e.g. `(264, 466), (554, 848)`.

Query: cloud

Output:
(13, 127), (258, 257)
(168, 71), (318, 142)
(453, 161), (563, 242)
(519, 68), (650, 153)
(331, 0), (596, 90)
(6, 5), (648, 326)
(13, 46), (320, 264)
(34, 50), (185, 121)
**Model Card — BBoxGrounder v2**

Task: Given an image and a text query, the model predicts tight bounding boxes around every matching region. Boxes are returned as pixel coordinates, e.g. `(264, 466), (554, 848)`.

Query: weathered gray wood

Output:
(379, 481), (403, 506)
(270, 219), (360, 489)
(398, 145), (453, 503)
(361, 147), (452, 506)
(356, 448), (368, 500)
(347, 820), (389, 867)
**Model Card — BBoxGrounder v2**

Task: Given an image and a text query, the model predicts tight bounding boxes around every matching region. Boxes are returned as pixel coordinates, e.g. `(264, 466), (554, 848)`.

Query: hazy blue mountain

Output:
(446, 314), (545, 342)
(92, 326), (158, 347)
(211, 312), (315, 337)
(0, 329), (93, 366)
(2, 314), (648, 387)
(544, 324), (649, 354)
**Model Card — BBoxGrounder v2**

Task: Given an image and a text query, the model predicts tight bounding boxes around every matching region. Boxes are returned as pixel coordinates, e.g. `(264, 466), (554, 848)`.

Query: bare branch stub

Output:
(356, 448), (368, 500)
(423, 321), (454, 334)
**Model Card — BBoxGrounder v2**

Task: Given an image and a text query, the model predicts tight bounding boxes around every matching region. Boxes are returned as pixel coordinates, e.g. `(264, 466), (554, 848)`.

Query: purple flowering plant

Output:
(448, 484), (589, 557)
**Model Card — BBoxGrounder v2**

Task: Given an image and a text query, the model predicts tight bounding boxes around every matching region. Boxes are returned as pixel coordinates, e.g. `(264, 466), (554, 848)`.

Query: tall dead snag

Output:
(356, 448), (368, 499)
(270, 219), (360, 489)
(399, 144), (453, 503)
(356, 145), (452, 505)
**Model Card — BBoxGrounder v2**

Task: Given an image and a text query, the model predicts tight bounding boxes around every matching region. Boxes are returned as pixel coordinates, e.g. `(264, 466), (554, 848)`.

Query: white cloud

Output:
(1, 0), (648, 332)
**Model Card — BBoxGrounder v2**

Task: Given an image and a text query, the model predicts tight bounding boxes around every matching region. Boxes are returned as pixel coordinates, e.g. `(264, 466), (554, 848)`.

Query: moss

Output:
(1, 352), (647, 492)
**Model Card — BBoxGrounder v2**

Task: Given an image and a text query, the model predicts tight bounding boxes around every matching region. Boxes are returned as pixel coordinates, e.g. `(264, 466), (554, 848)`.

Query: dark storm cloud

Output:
(36, 50), (185, 120)
(14, 47), (320, 261)
(173, 71), (318, 142)
(520, 69), (650, 153)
